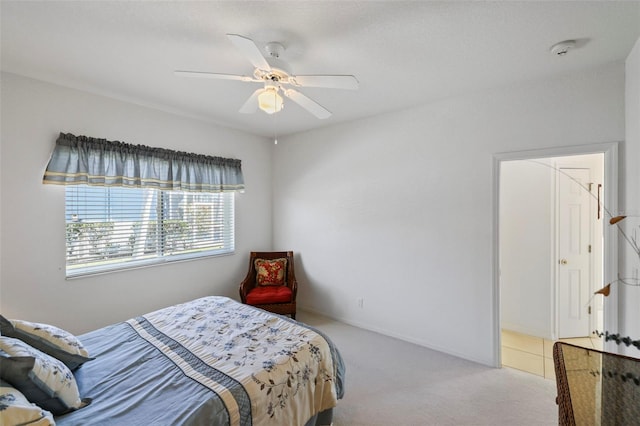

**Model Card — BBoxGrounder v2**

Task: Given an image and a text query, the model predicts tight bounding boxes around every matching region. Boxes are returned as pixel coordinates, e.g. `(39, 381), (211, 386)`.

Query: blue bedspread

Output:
(56, 297), (344, 426)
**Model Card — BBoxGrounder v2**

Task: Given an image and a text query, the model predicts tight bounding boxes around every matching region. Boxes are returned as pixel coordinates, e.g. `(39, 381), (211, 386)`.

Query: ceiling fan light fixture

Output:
(177, 34), (357, 119)
(258, 87), (283, 114)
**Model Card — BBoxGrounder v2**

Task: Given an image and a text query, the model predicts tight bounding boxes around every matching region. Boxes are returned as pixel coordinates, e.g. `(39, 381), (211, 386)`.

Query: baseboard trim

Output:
(298, 305), (494, 367)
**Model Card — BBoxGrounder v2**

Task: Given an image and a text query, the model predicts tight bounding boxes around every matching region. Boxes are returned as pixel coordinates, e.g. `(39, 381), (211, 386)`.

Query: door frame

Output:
(492, 142), (619, 368)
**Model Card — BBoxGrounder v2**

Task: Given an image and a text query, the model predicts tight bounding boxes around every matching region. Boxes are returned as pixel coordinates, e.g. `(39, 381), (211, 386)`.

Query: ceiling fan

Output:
(175, 34), (359, 119)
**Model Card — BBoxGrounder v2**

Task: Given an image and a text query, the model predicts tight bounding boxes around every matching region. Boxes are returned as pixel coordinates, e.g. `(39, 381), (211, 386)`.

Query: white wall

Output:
(500, 159), (553, 338)
(622, 37), (640, 352)
(273, 62), (626, 365)
(0, 72), (272, 334)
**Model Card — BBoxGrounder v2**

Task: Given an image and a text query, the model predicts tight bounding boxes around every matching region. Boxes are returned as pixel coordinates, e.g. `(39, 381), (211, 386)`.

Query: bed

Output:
(2, 296), (344, 426)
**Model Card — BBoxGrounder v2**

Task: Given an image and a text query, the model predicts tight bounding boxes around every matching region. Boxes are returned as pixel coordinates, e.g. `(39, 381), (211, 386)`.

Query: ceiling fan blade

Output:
(284, 89), (331, 119)
(226, 34), (271, 71)
(239, 89), (262, 114)
(174, 70), (258, 82)
(289, 74), (359, 90)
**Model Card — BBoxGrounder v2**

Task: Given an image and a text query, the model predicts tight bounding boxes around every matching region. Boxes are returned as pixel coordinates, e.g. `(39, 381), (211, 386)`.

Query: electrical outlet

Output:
(357, 297), (364, 308)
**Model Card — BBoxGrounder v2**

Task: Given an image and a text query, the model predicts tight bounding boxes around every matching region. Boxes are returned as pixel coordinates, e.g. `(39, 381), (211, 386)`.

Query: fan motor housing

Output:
(255, 64), (291, 83)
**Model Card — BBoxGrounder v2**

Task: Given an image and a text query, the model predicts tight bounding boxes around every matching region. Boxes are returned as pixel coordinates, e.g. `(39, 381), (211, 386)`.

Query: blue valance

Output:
(43, 133), (245, 192)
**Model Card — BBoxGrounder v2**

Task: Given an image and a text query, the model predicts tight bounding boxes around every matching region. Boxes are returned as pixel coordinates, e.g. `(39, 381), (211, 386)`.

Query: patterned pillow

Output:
(0, 315), (93, 370)
(255, 258), (287, 286)
(0, 337), (90, 415)
(0, 380), (55, 426)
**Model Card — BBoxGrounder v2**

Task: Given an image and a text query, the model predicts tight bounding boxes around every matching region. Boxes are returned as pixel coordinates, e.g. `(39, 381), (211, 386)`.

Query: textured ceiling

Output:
(2, 1), (639, 138)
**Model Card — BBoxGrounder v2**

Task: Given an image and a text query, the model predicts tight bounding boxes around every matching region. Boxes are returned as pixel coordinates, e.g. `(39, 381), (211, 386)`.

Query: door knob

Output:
(559, 259), (568, 265)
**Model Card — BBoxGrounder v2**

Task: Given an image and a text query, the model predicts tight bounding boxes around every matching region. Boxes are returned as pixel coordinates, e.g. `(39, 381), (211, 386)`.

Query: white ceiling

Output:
(2, 1), (639, 138)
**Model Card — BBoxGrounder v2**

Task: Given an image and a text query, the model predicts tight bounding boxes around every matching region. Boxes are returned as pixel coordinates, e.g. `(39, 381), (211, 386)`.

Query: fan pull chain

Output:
(273, 117), (278, 145)
(273, 89), (279, 144)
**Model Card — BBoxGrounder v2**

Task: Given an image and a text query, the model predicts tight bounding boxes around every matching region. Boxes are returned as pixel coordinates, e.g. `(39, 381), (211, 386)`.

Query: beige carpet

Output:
(298, 311), (558, 426)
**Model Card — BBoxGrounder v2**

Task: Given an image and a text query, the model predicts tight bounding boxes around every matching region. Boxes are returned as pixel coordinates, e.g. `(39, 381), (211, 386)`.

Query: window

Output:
(65, 185), (234, 277)
(44, 133), (244, 277)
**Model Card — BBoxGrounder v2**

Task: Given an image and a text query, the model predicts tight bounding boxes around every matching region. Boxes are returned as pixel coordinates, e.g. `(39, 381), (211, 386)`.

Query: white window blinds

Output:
(65, 185), (234, 277)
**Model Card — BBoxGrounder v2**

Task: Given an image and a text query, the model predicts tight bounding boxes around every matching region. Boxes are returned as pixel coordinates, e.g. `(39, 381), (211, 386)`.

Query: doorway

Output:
(492, 143), (619, 371)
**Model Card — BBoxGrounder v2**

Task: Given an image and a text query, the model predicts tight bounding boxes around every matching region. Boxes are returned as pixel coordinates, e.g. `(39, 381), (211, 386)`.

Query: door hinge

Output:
(588, 306), (592, 315)
(588, 244), (592, 253)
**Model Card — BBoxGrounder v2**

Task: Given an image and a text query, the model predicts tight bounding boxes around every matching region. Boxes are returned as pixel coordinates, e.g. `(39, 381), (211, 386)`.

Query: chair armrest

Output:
(289, 277), (298, 300)
(287, 264), (298, 299)
(239, 275), (256, 303)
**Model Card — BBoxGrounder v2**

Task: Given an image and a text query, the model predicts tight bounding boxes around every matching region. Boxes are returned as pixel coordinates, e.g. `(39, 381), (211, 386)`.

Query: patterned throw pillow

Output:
(0, 315), (93, 371)
(0, 337), (89, 415)
(0, 380), (55, 426)
(255, 258), (287, 286)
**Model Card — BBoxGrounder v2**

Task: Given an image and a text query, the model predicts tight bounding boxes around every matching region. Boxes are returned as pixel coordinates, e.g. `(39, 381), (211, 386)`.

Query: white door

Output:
(558, 168), (592, 338)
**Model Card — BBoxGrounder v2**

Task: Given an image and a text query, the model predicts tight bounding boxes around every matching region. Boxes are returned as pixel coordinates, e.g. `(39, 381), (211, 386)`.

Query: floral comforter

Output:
(57, 296), (344, 426)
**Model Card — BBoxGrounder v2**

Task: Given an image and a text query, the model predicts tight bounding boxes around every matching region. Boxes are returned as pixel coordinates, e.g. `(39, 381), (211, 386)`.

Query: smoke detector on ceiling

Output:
(550, 40), (577, 56)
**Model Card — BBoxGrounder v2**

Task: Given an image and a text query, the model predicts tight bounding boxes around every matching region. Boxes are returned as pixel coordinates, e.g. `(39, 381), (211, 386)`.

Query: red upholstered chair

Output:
(239, 251), (297, 319)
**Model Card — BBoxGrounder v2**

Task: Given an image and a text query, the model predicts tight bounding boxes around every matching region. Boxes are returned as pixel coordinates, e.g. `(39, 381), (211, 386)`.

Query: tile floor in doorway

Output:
(501, 329), (603, 380)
